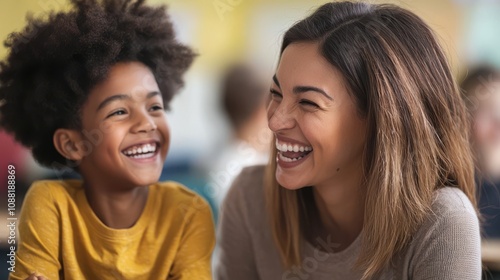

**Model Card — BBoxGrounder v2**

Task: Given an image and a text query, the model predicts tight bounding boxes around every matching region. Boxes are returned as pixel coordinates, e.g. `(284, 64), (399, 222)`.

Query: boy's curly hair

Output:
(0, 0), (195, 168)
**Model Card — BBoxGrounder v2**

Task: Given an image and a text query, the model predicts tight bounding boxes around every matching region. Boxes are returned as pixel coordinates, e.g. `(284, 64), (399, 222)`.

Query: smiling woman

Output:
(268, 42), (366, 192)
(215, 2), (481, 280)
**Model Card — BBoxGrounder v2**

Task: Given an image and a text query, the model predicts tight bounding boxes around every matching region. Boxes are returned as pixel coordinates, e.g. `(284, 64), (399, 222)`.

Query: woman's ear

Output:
(53, 129), (85, 161)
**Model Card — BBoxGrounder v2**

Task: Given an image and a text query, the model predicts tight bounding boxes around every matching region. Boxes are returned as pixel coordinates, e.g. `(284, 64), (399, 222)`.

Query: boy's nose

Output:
(132, 113), (157, 133)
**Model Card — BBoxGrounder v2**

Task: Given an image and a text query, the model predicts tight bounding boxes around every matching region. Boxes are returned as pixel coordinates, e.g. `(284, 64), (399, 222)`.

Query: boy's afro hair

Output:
(0, 0), (195, 168)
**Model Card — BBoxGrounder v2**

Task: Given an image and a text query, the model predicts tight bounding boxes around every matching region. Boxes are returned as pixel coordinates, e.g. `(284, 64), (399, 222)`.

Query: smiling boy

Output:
(0, 0), (215, 279)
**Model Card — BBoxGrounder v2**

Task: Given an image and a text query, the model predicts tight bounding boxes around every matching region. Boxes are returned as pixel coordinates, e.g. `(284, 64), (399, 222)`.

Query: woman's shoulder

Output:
(417, 186), (479, 239)
(431, 186), (477, 217)
(234, 164), (266, 182)
(224, 165), (266, 204)
(387, 187), (481, 279)
(398, 187), (481, 276)
(220, 165), (267, 223)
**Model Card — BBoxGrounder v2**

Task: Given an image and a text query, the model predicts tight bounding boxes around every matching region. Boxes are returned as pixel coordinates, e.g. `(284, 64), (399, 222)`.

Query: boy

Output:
(0, 0), (215, 279)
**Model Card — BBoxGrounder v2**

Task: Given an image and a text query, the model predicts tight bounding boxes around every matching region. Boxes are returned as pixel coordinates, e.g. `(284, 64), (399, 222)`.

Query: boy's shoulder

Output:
(153, 181), (200, 197)
(26, 180), (211, 213)
(27, 179), (83, 198)
(21, 180), (83, 214)
(150, 181), (211, 209)
(148, 181), (213, 229)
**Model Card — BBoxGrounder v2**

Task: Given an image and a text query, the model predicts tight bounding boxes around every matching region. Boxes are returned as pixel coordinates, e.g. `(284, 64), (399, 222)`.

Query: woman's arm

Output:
(9, 182), (61, 280)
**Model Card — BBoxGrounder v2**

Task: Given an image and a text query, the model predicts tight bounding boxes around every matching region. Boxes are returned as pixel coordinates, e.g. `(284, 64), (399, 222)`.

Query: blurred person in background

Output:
(208, 63), (270, 206)
(0, 132), (31, 280)
(0, 132), (30, 195)
(461, 66), (500, 239)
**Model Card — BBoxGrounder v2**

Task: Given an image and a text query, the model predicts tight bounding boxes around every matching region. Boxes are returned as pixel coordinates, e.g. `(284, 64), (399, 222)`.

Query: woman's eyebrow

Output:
(293, 86), (333, 100)
(272, 74), (280, 88)
(273, 74), (333, 100)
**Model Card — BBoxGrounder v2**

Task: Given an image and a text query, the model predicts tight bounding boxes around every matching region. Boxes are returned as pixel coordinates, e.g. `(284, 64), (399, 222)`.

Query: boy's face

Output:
(77, 61), (170, 189)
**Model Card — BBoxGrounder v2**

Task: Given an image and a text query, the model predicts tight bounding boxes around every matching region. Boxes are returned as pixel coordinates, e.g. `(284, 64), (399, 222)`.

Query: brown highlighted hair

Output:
(265, 2), (477, 279)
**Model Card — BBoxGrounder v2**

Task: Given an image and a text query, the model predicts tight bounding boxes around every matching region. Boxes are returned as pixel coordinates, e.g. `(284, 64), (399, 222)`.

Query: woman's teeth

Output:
(279, 153), (304, 162)
(275, 139), (312, 163)
(275, 140), (312, 152)
(122, 143), (157, 158)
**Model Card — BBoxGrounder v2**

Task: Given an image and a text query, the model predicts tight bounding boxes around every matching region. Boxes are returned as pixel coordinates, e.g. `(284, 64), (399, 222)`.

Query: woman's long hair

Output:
(265, 2), (477, 279)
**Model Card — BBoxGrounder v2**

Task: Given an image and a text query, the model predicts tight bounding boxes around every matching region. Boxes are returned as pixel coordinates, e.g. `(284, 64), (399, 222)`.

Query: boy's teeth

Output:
(275, 140), (313, 153)
(123, 143), (157, 156)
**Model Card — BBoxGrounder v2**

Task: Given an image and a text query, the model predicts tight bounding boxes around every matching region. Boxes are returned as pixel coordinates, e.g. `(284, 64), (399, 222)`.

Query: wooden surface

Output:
(483, 239), (500, 271)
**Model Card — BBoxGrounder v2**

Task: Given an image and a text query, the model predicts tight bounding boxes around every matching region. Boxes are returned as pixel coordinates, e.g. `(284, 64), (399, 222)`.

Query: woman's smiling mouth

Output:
(275, 138), (313, 164)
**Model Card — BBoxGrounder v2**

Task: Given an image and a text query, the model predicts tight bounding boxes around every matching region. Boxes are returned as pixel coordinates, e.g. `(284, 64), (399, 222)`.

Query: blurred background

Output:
(1, 0), (500, 278)
(2, 0), (496, 212)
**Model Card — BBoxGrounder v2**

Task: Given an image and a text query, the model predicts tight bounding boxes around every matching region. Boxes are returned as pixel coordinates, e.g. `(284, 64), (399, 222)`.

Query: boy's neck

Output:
(83, 182), (150, 229)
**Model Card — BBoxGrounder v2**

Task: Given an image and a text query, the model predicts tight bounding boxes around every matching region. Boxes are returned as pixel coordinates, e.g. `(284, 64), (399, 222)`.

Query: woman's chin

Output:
(276, 175), (306, 190)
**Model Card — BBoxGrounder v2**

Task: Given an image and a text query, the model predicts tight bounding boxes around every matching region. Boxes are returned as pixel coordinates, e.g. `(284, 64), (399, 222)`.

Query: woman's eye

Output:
(299, 99), (319, 108)
(270, 89), (282, 100)
(107, 109), (127, 118)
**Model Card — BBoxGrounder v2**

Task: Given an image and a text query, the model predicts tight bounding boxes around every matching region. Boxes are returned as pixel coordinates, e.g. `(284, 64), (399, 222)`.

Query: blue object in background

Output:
(479, 180), (500, 239)
(464, 2), (500, 68)
(160, 156), (218, 224)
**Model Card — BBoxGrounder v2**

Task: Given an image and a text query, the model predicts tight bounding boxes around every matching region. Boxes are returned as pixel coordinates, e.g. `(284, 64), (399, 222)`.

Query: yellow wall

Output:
(0, 0), (67, 59)
(0, 0), (463, 71)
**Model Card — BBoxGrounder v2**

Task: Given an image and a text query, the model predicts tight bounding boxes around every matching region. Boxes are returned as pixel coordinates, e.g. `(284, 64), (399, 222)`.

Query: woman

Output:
(216, 2), (481, 280)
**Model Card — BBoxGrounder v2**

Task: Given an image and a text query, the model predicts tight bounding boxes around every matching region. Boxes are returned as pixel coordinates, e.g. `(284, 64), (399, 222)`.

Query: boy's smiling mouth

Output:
(122, 142), (159, 159)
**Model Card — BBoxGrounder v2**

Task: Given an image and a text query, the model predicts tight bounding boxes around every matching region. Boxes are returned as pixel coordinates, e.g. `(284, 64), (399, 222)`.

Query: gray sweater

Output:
(215, 165), (481, 280)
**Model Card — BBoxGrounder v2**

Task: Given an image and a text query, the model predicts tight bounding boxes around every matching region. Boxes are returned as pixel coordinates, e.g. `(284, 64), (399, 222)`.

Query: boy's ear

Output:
(53, 128), (85, 161)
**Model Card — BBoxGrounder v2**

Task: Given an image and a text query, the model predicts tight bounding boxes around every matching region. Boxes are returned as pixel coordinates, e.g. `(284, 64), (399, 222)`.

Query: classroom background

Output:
(1, 0), (500, 278)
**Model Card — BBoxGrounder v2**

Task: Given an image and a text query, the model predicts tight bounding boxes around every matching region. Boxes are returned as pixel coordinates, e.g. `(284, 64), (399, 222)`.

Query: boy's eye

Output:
(149, 104), (164, 111)
(299, 99), (319, 108)
(107, 109), (127, 118)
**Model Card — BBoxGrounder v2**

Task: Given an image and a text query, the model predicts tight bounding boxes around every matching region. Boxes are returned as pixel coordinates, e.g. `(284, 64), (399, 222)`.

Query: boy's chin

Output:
(130, 174), (162, 187)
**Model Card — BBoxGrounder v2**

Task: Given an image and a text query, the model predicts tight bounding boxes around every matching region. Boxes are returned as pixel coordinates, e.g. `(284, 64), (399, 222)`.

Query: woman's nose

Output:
(267, 103), (295, 132)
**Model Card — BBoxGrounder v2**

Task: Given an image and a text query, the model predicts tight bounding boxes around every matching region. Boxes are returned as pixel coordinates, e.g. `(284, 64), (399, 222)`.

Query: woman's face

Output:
(267, 42), (367, 190)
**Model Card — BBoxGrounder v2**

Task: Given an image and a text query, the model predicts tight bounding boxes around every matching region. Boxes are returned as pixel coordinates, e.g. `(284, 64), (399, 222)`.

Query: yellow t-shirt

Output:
(9, 180), (215, 280)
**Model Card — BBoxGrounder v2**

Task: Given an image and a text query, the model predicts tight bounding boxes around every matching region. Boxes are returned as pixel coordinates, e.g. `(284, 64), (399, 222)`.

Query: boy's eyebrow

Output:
(96, 91), (161, 112)
(147, 91), (160, 99)
(97, 94), (129, 112)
